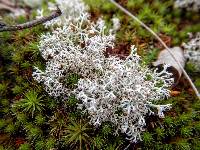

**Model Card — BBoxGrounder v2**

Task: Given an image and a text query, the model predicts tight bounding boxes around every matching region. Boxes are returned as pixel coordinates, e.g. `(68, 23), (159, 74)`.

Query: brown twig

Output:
(0, 6), (62, 32)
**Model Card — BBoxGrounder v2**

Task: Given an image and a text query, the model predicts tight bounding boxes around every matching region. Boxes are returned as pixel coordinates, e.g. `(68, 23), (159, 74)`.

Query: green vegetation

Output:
(62, 119), (92, 149)
(13, 90), (45, 117)
(0, 0), (200, 149)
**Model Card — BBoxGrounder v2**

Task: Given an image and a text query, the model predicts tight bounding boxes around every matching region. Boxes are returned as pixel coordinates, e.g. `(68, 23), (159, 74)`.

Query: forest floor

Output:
(0, 0), (200, 149)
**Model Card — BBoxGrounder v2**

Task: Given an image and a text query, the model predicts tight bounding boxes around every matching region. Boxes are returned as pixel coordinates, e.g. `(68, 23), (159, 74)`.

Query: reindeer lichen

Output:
(33, 0), (173, 142)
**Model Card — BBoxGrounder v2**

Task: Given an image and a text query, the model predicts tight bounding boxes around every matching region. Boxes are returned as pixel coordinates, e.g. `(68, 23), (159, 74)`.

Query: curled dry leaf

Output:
(0, 1), (25, 17)
(0, 0), (16, 7)
(153, 47), (186, 85)
(0, 3), (16, 12)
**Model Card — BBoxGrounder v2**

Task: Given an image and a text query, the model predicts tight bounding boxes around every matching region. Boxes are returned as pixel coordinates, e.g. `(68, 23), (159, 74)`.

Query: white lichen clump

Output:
(33, 0), (173, 142)
(183, 33), (200, 71)
(174, 0), (200, 11)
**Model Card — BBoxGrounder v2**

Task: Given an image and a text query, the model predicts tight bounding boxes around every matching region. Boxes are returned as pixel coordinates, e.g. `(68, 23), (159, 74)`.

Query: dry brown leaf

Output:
(153, 47), (186, 85)
(0, 2), (25, 17)
(0, 0), (16, 7)
(170, 90), (181, 96)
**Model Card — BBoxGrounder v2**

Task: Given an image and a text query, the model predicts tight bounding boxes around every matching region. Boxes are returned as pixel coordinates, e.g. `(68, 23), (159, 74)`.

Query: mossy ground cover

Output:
(0, 0), (200, 149)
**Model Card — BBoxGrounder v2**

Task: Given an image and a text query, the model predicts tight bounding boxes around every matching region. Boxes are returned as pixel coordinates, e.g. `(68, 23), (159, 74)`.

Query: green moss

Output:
(0, 119), (6, 129)
(65, 73), (80, 88)
(12, 85), (23, 95)
(175, 139), (191, 150)
(35, 140), (45, 150)
(142, 132), (154, 147)
(45, 138), (56, 149)
(191, 139), (200, 150)
(194, 122), (200, 134)
(0, 82), (9, 96)
(101, 123), (113, 136)
(16, 113), (27, 124)
(27, 127), (43, 141)
(66, 95), (78, 107)
(4, 123), (16, 134)
(161, 144), (174, 150)
(0, 99), (10, 107)
(16, 16), (27, 24)
(177, 113), (192, 126)
(180, 126), (193, 138)
(46, 98), (57, 110)
(144, 74), (153, 81)
(195, 78), (200, 89)
(13, 90), (45, 117)
(0, 32), (11, 41)
(155, 80), (164, 88)
(62, 119), (92, 149)
(93, 135), (105, 149)
(0, 146), (4, 150)
(20, 62), (32, 69)
(35, 114), (46, 126)
(18, 143), (32, 150)
(143, 48), (159, 65)
(155, 127), (165, 141)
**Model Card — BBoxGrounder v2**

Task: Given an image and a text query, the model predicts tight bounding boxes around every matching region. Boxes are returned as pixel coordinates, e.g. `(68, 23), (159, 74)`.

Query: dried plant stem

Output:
(0, 7), (62, 32)
(108, 0), (200, 99)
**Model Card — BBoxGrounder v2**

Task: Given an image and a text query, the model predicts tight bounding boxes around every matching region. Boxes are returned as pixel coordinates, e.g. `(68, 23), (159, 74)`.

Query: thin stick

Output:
(108, 0), (200, 99)
(0, 6), (62, 32)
